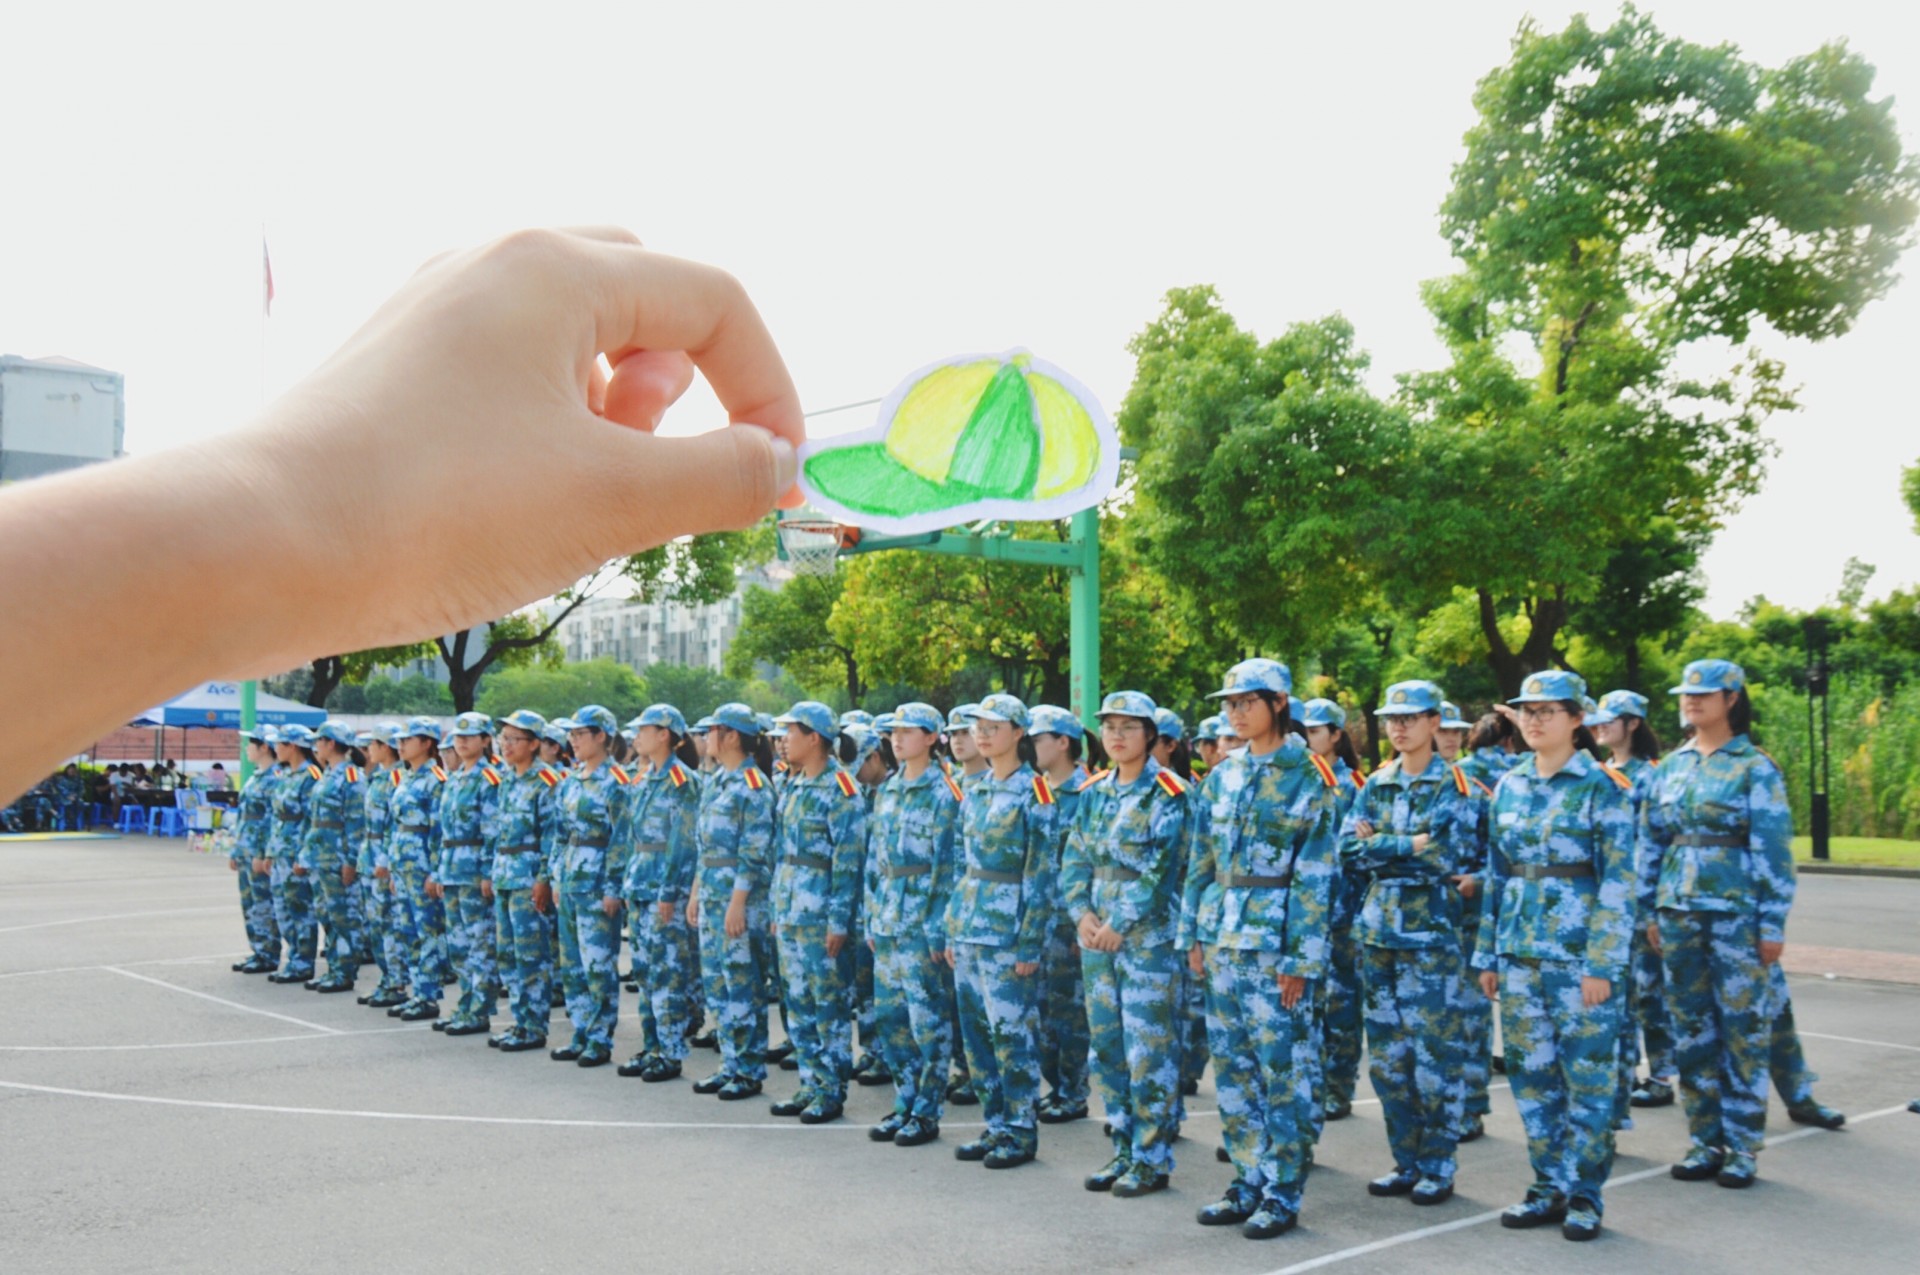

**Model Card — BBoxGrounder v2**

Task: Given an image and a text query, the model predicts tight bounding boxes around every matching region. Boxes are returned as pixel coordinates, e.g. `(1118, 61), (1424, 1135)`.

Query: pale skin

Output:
(883, 725), (951, 968)
(948, 717), (1037, 977)
(947, 726), (982, 772)
(1644, 690), (1782, 966)
(1193, 691), (1306, 1010)
(0, 227), (805, 805)
(1077, 714), (1149, 956)
(425, 733), (488, 902)
(1475, 701), (1611, 1008)
(686, 727), (751, 940)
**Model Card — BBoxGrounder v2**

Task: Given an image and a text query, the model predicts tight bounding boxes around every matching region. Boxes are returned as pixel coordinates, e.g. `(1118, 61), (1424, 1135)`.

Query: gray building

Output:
(0, 354), (126, 481)
(553, 570), (779, 674)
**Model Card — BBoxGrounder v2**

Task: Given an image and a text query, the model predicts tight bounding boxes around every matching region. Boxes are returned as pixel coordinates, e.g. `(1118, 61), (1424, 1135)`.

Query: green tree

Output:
(1565, 522), (1704, 694)
(1397, 9), (1916, 696)
(1903, 458), (1920, 533)
(725, 573), (864, 705)
(360, 675), (454, 715)
(303, 642), (438, 708)
(640, 663), (745, 723)
(474, 659), (650, 723)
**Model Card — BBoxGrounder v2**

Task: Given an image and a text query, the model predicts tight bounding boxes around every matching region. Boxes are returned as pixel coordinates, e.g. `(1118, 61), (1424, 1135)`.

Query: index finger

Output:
(580, 241), (805, 450)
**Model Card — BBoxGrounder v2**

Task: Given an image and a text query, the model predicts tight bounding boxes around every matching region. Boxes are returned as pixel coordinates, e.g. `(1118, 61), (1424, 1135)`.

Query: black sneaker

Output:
(1242, 1199), (1297, 1239)
(1630, 1077), (1676, 1108)
(1500, 1191), (1568, 1229)
(954, 1135), (996, 1162)
(1084, 1155), (1130, 1192)
(893, 1117), (940, 1147)
(1368, 1168), (1419, 1197)
(1111, 1166), (1169, 1199)
(1561, 1199), (1602, 1241)
(1787, 1100), (1846, 1130)
(1037, 1100), (1088, 1125)
(1197, 1181), (1259, 1226)
(869, 1112), (908, 1142)
(984, 1135), (1036, 1169)
(1671, 1148), (1725, 1181)
(691, 1071), (730, 1094)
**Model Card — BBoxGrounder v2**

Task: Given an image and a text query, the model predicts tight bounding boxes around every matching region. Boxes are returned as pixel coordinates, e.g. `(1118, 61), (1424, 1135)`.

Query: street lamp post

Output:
(1804, 617), (1831, 861)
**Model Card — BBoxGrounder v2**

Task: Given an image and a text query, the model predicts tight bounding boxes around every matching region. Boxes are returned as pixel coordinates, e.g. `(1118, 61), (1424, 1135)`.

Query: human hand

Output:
(1013, 961), (1039, 977)
(341, 863), (358, 888)
(1353, 820), (1375, 839)
(1478, 970), (1500, 998)
(724, 897), (747, 939)
(373, 865), (391, 883)
(478, 878), (492, 901)
(1581, 976), (1612, 1007)
(424, 878), (442, 900)
(226, 858), (239, 873)
(657, 901), (676, 927)
(291, 864), (309, 878)
(1646, 922), (1662, 955)
(1076, 913), (1102, 949)
(1187, 943), (1204, 976)
(1276, 973), (1307, 1010)
(602, 896), (623, 918)
(1089, 922), (1122, 954)
(1758, 939), (1784, 965)
(532, 881), (553, 914)
(1453, 874), (1479, 899)
(826, 933), (847, 958)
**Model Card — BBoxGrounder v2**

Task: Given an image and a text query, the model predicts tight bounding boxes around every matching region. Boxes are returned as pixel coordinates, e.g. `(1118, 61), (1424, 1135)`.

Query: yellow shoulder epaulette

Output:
(431, 765), (447, 782)
(1155, 769), (1190, 798)
(1448, 763), (1470, 796)
(1031, 774), (1056, 806)
(344, 766), (361, 783)
(1307, 755), (1339, 789)
(667, 763), (689, 788)
(1076, 769), (1111, 793)
(1350, 770), (1367, 790)
(306, 764), (323, 781)
(536, 769), (559, 788)
(1599, 763), (1633, 792)
(609, 765), (632, 786)
(941, 772), (964, 803)
(833, 770), (859, 798)
(774, 759), (790, 773)
(480, 766), (501, 786)
(743, 767), (766, 791)
(390, 769), (405, 786)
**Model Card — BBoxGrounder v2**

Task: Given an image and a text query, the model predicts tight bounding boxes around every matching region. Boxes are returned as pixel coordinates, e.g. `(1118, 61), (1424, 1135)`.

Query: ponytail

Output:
(672, 733), (701, 769)
(1015, 734), (1038, 768)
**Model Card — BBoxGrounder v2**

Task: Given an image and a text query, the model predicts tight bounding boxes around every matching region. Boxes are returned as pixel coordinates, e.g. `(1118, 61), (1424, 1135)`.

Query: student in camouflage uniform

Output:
(689, 703), (777, 1100)
(229, 730), (282, 974)
(386, 717), (449, 1022)
(765, 702), (868, 1123)
(1341, 680), (1480, 1206)
(1435, 701), (1495, 1142)
(844, 722), (892, 1086)
(264, 725), (322, 985)
(941, 702), (985, 1107)
(1299, 698), (1369, 1125)
(303, 720), (367, 993)
(354, 725), (409, 1009)
(947, 694), (1058, 1170)
(864, 702), (962, 1147)
(615, 704), (703, 1081)
(1640, 660), (1799, 1189)
(1473, 671), (1637, 1241)
(550, 705), (631, 1068)
(1182, 660), (1340, 1240)
(429, 712), (503, 1036)
(1067, 691), (1193, 1199)
(487, 709), (562, 1052)
(1030, 704), (1093, 1125)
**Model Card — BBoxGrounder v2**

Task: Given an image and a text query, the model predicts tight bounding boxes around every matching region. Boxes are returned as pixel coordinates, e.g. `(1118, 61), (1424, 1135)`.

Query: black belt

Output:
(571, 837), (609, 850)
(632, 841), (667, 854)
(703, 856), (740, 869)
(1673, 833), (1744, 847)
(443, 837), (484, 847)
(312, 820), (345, 830)
(1094, 866), (1142, 882)
(884, 864), (932, 879)
(1512, 863), (1594, 881)
(498, 843), (539, 855)
(785, 853), (831, 871)
(1220, 872), (1292, 889)
(968, 867), (1022, 884)
(398, 822), (430, 831)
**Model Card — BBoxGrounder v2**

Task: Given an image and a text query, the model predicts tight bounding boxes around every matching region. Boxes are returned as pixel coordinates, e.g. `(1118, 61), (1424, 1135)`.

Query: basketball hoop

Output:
(777, 519), (856, 577)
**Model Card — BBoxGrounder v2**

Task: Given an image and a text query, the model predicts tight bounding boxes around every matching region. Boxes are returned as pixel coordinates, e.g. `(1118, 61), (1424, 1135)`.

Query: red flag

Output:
(262, 238), (275, 317)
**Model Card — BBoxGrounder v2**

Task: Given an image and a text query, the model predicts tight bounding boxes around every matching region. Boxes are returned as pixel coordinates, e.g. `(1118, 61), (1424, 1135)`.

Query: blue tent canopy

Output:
(131, 681), (326, 729)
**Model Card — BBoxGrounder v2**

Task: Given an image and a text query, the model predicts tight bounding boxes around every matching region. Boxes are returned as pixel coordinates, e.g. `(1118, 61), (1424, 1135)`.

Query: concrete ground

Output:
(2, 836), (1916, 1274)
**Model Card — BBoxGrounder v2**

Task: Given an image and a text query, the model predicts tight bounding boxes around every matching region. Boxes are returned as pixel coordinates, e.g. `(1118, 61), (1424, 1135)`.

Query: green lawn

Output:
(1792, 835), (1920, 868)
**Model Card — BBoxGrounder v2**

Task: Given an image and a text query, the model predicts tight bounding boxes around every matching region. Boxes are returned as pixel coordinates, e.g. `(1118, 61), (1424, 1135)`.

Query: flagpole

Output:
(240, 228), (269, 782)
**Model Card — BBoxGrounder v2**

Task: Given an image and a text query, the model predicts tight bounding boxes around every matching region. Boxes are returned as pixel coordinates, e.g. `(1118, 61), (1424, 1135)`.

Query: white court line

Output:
(102, 966), (343, 1036)
(0, 1026), (422, 1052)
(0, 952), (238, 981)
(0, 907), (227, 936)
(1800, 1030), (1920, 1055)
(1258, 1104), (1914, 1275)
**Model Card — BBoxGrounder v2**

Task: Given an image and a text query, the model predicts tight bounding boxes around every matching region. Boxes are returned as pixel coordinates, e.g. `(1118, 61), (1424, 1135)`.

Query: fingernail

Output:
(767, 434), (798, 497)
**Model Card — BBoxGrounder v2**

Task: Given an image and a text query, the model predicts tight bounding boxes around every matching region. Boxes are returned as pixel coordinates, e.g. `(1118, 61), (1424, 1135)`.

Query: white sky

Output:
(5, 1), (1917, 618)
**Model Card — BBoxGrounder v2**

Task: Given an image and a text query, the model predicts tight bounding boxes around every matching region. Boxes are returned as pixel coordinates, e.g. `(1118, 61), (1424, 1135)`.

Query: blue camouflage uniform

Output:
(435, 713), (503, 1028)
(231, 741), (281, 967)
(867, 703), (963, 1132)
(388, 720), (451, 1011)
(1301, 699), (1370, 1121)
(1473, 671), (1638, 1223)
(1031, 704), (1092, 1118)
(694, 704), (777, 1086)
(301, 721), (366, 987)
(1064, 692), (1193, 1184)
(948, 695), (1058, 1161)
(356, 727), (407, 1000)
(265, 732), (322, 980)
(1183, 662), (1340, 1228)
(769, 703), (870, 1113)
(619, 705), (703, 1067)
(553, 706), (632, 1056)
(490, 710), (564, 1043)
(1639, 660), (1796, 1180)
(1339, 681), (1481, 1195)
(1439, 702), (1496, 1136)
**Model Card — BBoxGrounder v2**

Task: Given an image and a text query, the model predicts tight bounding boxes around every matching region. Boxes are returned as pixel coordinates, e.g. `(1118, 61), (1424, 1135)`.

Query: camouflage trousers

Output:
(1177, 961), (1209, 1093)
(311, 862), (360, 982)
(555, 890), (620, 1048)
(441, 882), (498, 1023)
(1085, 943), (1182, 1173)
(1616, 923), (1677, 1121)
(493, 887), (552, 1036)
(1455, 915), (1493, 1121)
(267, 858), (316, 978)
(236, 860), (278, 963)
(697, 888), (769, 1081)
(853, 927), (878, 1058)
(953, 941), (1042, 1139)
(872, 933), (952, 1121)
(776, 923), (855, 1102)
(388, 860), (443, 1002)
(1658, 908), (1779, 1158)
(1769, 965), (1821, 1105)
(1362, 943), (1466, 1180)
(1498, 958), (1623, 1214)
(1206, 947), (1320, 1212)
(357, 875), (401, 991)
(1319, 924), (1364, 1111)
(1040, 920), (1091, 1107)
(629, 895), (698, 1062)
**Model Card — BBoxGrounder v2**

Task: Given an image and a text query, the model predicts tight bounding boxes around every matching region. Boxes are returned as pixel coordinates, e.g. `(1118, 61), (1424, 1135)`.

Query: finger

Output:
(558, 226), (645, 247)
(585, 423), (796, 547)
(603, 350), (696, 433)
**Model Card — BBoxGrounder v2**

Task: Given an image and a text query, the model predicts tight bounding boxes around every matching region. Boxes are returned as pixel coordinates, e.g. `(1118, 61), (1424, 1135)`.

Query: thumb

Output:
(593, 421), (798, 548)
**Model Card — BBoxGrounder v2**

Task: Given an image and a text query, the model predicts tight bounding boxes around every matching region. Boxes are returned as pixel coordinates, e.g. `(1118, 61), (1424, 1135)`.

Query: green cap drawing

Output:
(798, 349), (1118, 535)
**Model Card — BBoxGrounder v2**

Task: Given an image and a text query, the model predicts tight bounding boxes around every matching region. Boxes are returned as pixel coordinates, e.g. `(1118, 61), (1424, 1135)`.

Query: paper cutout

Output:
(798, 349), (1118, 535)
